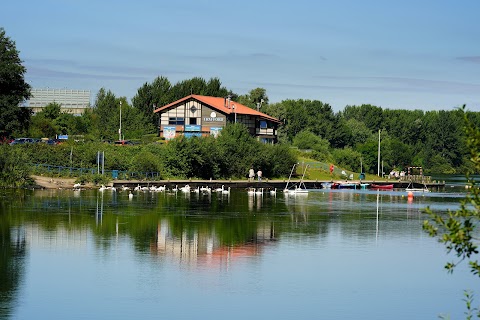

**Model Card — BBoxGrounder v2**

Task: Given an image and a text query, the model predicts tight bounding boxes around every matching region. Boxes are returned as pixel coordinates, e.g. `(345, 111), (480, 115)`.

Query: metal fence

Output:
(31, 163), (162, 180)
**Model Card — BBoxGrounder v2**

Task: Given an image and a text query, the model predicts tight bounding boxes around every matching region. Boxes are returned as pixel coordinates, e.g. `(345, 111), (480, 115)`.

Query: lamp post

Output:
(118, 101), (122, 141)
(232, 104), (236, 123)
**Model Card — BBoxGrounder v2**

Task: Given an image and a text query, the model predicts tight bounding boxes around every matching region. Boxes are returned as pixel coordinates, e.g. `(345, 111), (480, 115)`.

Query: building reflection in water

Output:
(151, 218), (276, 269)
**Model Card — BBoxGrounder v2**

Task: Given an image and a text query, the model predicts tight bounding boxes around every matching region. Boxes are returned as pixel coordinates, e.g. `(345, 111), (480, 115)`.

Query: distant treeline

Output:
(263, 101), (480, 174)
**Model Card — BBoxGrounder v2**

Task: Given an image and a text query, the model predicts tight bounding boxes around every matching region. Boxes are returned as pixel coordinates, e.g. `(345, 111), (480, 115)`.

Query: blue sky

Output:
(2, 0), (480, 111)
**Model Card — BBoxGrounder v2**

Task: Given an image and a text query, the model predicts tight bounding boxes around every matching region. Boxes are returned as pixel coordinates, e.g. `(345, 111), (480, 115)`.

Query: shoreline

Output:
(30, 175), (445, 190)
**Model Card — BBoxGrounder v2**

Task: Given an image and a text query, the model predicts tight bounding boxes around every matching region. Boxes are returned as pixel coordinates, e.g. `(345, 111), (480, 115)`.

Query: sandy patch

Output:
(30, 175), (95, 189)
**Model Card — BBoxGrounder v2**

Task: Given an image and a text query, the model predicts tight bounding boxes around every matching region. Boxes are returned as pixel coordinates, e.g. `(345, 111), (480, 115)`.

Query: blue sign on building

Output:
(184, 132), (203, 138)
(185, 125), (201, 132)
(163, 126), (176, 140)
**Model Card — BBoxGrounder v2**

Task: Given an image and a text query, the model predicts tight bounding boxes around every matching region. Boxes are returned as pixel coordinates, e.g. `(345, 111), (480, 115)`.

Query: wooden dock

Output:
(112, 179), (445, 190)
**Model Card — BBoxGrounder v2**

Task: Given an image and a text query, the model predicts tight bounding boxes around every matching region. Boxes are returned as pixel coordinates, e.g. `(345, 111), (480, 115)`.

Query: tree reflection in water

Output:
(0, 205), (27, 319)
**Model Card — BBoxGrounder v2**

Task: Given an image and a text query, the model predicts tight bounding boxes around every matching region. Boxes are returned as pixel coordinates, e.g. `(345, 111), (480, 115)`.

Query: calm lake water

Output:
(0, 183), (476, 320)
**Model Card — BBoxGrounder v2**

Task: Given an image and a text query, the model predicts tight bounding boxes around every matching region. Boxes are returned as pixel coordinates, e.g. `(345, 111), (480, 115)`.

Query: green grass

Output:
(295, 156), (384, 181)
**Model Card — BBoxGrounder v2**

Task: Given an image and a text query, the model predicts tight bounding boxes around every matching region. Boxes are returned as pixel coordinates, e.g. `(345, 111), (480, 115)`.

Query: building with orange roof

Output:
(153, 94), (280, 143)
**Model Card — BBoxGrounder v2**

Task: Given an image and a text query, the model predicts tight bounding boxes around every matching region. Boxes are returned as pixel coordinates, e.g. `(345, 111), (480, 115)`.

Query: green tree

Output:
(132, 76), (172, 126)
(0, 28), (31, 138)
(345, 118), (373, 147)
(28, 102), (65, 137)
(93, 88), (118, 140)
(423, 110), (464, 172)
(41, 102), (61, 120)
(342, 104), (384, 132)
(382, 109), (425, 146)
(29, 116), (58, 138)
(0, 144), (31, 187)
(332, 147), (362, 172)
(381, 136), (414, 171)
(293, 130), (331, 161)
(215, 123), (258, 178)
(236, 87), (269, 110)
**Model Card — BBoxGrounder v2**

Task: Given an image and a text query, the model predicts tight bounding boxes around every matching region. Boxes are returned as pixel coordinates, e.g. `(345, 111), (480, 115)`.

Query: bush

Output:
(332, 147), (362, 172)
(0, 145), (32, 187)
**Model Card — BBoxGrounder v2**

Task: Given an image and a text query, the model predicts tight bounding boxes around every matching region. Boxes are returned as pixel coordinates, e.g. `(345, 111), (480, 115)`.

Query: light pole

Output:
(232, 104), (236, 123)
(377, 129), (381, 177)
(118, 101), (122, 141)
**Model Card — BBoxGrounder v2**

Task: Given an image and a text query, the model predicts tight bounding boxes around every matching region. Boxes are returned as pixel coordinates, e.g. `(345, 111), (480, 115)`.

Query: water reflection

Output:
(0, 217), (27, 319)
(151, 218), (275, 269)
(0, 187), (473, 319)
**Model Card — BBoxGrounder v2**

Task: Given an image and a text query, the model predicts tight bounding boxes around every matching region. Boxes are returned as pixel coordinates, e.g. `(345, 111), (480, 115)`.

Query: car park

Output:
(9, 138), (35, 145)
(114, 140), (134, 145)
(40, 139), (61, 145)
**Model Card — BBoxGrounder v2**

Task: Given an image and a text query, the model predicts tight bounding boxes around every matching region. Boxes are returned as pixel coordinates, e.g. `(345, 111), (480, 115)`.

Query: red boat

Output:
(370, 184), (394, 190)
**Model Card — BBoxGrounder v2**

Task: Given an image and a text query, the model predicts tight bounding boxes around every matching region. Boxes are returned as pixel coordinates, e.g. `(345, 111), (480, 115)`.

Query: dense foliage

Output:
(262, 101), (479, 174)
(16, 123), (296, 180)
(0, 28), (31, 139)
(0, 144), (31, 187)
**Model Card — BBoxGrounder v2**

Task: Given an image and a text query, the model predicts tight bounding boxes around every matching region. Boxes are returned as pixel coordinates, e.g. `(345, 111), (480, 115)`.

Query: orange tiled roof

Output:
(154, 94), (280, 123)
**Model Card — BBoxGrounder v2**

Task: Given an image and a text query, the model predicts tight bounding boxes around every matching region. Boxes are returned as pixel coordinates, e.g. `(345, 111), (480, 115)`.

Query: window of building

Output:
(190, 117), (197, 125)
(169, 117), (185, 125)
(260, 120), (267, 129)
(260, 138), (275, 144)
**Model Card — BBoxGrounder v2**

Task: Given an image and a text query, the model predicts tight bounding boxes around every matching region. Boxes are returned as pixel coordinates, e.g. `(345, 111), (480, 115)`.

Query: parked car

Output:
(114, 140), (134, 145)
(9, 138), (35, 145)
(40, 139), (61, 145)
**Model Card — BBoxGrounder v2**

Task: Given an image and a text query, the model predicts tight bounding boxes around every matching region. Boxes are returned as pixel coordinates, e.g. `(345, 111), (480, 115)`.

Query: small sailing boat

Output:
(284, 164), (308, 194)
(405, 181), (430, 193)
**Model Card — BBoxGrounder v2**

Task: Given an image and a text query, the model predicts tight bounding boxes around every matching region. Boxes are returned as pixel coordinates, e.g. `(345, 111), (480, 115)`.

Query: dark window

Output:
(169, 117), (185, 125)
(260, 120), (267, 129)
(190, 117), (197, 125)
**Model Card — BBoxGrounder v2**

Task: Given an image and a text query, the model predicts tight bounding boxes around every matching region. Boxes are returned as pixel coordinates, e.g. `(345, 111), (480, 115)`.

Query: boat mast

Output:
(285, 164), (296, 190)
(299, 164), (308, 188)
(377, 129), (381, 177)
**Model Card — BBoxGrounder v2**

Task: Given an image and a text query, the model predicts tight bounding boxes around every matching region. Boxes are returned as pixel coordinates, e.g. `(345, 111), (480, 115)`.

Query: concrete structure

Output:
(27, 88), (91, 116)
(154, 95), (280, 143)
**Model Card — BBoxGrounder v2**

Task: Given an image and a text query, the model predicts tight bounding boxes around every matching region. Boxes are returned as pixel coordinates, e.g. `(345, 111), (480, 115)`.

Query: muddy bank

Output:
(31, 175), (95, 189)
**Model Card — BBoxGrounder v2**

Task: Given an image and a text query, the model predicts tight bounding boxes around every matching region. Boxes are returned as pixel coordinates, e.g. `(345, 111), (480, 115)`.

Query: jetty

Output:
(112, 179), (445, 191)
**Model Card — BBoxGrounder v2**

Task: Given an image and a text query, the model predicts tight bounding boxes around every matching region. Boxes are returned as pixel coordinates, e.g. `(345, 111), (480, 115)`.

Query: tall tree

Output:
(342, 104), (384, 132)
(424, 110), (464, 172)
(0, 28), (31, 138)
(132, 76), (172, 126)
(40, 102), (61, 120)
(93, 88), (118, 140)
(236, 87), (269, 110)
